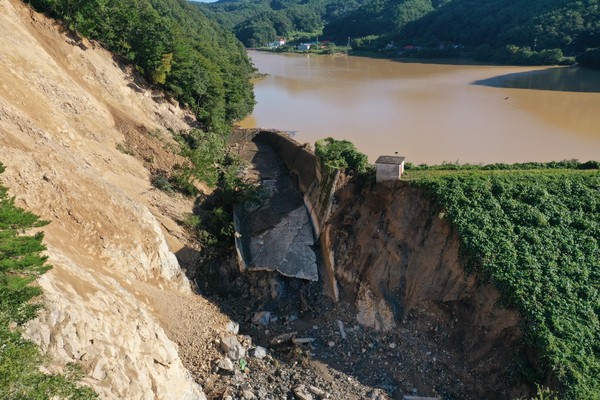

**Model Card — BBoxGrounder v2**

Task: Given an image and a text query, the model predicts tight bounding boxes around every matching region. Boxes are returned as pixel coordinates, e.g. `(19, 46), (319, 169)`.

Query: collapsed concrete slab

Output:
(234, 139), (319, 281)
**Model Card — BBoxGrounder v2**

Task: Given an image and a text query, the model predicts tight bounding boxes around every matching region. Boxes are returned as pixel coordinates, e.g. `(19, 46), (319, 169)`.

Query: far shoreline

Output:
(246, 48), (576, 69)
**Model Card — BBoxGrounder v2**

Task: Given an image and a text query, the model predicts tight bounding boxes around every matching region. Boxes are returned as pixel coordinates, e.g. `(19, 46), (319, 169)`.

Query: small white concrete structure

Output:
(375, 155), (406, 182)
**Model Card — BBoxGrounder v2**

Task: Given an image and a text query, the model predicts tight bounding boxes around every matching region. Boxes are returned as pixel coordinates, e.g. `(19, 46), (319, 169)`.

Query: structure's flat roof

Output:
(375, 155), (406, 165)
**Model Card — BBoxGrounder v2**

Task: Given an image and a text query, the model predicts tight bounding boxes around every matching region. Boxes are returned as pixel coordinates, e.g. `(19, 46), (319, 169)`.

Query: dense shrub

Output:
(577, 47), (600, 69)
(315, 137), (370, 176)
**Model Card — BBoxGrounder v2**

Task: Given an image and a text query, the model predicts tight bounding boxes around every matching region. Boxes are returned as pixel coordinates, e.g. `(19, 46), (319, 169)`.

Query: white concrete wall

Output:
(376, 164), (401, 182)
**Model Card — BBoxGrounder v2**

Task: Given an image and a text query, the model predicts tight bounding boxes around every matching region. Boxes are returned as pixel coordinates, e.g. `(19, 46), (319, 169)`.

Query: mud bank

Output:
(327, 181), (524, 395)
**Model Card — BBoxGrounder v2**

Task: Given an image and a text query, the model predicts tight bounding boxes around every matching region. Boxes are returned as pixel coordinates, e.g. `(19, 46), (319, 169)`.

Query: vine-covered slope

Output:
(407, 166), (600, 399)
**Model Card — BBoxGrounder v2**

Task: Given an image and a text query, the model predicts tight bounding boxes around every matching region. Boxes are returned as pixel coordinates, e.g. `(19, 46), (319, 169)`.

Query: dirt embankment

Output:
(0, 1), (234, 398)
(327, 179), (525, 398)
(231, 131), (527, 398)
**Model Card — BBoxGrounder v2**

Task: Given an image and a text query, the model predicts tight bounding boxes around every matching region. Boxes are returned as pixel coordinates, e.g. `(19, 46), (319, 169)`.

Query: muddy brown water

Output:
(239, 51), (600, 164)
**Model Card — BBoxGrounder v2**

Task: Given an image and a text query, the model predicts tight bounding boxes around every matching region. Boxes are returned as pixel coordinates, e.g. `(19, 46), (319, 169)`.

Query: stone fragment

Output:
(337, 320), (347, 340)
(217, 358), (234, 373)
(226, 321), (240, 334)
(308, 385), (329, 398)
(253, 346), (267, 359)
(221, 336), (246, 360)
(221, 336), (240, 353)
(292, 337), (316, 345)
(293, 384), (314, 400)
(91, 358), (107, 380)
(252, 311), (272, 326)
(270, 332), (297, 345)
(242, 390), (257, 399)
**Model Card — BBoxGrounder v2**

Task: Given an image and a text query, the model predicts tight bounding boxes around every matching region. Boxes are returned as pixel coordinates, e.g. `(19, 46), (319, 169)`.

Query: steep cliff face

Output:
(327, 180), (523, 396)
(0, 1), (212, 397)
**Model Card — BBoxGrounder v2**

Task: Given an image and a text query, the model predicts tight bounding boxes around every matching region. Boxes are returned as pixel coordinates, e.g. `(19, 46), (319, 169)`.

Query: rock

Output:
(226, 321), (240, 334)
(293, 384), (314, 400)
(292, 337), (316, 345)
(253, 346), (267, 359)
(270, 332), (297, 345)
(308, 385), (329, 398)
(221, 336), (240, 353)
(217, 358), (235, 373)
(221, 336), (246, 360)
(91, 358), (107, 380)
(222, 396), (233, 400)
(337, 320), (347, 340)
(252, 311), (272, 326)
(389, 343), (396, 349)
(242, 389), (257, 399)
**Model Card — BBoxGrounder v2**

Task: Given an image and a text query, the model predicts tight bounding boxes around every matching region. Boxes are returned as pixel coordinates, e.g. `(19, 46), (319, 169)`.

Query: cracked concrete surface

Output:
(234, 138), (319, 281)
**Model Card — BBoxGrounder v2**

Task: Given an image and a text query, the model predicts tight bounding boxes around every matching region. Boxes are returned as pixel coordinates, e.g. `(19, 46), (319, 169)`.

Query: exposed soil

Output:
(0, 1), (527, 398)
(175, 134), (528, 400)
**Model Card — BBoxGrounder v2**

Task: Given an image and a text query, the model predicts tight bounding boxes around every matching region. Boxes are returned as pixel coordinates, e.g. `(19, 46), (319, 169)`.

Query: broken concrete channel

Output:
(233, 138), (319, 281)
(202, 130), (527, 400)
(232, 130), (340, 294)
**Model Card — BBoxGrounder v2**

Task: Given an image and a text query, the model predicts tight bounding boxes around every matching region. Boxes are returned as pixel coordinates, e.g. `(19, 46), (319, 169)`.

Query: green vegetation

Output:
(28, 0), (255, 133)
(405, 162), (600, 399)
(0, 163), (97, 400)
(195, 0), (366, 48)
(315, 137), (372, 176)
(201, 0), (600, 66)
(577, 48), (600, 69)
(148, 128), (260, 261)
(326, 0), (599, 65)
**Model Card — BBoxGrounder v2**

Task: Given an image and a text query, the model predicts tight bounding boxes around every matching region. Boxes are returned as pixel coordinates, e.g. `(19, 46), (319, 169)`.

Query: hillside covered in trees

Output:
(195, 0), (367, 47)
(30, 0), (255, 133)
(199, 0), (600, 66)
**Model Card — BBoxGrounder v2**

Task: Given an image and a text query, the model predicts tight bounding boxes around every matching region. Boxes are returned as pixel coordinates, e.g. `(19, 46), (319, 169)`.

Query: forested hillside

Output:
(400, 0), (600, 63)
(201, 0), (600, 66)
(30, 0), (255, 133)
(195, 0), (367, 47)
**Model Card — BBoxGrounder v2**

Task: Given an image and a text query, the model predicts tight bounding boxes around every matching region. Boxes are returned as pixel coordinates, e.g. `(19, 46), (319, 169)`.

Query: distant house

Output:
(375, 155), (406, 182)
(267, 38), (286, 48)
(297, 43), (312, 51)
(268, 38), (286, 48)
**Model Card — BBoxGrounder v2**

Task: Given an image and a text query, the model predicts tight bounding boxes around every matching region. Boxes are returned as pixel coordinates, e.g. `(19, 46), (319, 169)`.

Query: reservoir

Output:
(239, 51), (600, 164)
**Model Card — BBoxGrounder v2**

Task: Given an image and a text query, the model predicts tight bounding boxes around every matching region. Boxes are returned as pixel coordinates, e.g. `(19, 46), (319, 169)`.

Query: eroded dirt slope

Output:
(325, 179), (525, 398)
(0, 1), (231, 398)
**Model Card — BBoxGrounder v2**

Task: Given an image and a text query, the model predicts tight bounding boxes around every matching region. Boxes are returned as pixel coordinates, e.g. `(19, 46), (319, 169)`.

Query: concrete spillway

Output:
(233, 138), (319, 281)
